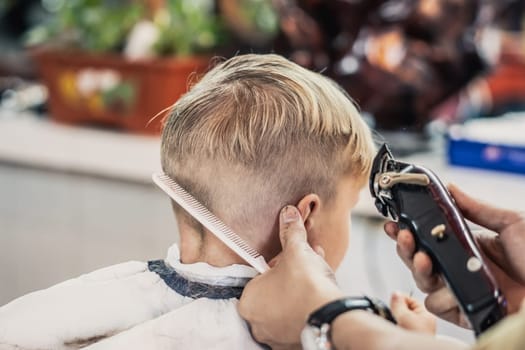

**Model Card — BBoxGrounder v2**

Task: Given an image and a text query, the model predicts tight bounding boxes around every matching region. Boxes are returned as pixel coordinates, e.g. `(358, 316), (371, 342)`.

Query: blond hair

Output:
(161, 54), (374, 236)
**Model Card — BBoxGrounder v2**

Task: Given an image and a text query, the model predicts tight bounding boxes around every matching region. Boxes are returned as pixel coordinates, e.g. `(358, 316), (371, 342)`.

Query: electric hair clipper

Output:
(370, 144), (506, 335)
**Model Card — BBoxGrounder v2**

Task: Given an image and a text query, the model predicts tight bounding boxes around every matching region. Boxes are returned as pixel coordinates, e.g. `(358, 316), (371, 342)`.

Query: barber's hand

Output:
(238, 206), (344, 349)
(390, 292), (436, 335)
(384, 184), (525, 327)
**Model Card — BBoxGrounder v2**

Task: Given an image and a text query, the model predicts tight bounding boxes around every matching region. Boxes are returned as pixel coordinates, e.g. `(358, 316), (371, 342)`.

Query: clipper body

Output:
(370, 145), (506, 335)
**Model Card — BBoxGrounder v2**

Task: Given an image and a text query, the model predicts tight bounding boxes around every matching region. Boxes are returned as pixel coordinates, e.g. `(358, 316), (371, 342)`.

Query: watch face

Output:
(301, 325), (320, 350)
(301, 324), (331, 350)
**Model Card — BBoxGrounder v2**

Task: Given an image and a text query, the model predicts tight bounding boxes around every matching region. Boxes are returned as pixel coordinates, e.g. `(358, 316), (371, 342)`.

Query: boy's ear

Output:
(296, 194), (321, 230)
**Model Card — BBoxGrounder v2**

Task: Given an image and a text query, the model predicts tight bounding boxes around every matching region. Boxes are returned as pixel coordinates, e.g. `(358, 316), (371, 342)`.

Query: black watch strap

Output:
(307, 296), (396, 328)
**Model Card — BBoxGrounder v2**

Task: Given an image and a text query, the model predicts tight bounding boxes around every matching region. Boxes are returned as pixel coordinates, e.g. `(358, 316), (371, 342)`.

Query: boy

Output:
(0, 54), (375, 349)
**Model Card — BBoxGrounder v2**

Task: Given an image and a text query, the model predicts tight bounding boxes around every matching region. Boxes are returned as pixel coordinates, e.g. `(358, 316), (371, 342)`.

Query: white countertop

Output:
(0, 111), (161, 183)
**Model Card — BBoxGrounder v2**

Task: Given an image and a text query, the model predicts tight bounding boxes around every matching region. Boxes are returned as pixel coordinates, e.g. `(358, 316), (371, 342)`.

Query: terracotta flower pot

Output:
(31, 48), (210, 135)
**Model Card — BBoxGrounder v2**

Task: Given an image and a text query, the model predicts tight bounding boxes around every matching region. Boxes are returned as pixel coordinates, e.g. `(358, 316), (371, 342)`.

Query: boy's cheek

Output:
(326, 246), (347, 270)
(306, 232), (337, 268)
(308, 207), (351, 269)
(323, 228), (350, 270)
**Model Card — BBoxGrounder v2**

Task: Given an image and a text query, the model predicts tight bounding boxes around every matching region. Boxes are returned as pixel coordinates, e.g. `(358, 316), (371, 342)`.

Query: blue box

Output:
(447, 137), (525, 175)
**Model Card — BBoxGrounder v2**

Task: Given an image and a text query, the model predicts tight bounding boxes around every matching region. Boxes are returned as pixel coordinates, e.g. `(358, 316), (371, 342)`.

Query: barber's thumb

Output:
(279, 205), (308, 249)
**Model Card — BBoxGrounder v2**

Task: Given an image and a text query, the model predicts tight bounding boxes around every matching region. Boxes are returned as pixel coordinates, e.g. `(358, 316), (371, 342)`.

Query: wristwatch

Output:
(300, 296), (396, 350)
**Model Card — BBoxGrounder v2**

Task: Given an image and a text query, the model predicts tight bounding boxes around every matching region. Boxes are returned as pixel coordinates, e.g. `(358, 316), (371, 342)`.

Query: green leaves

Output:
(27, 0), (228, 56)
(59, 0), (144, 52)
(153, 0), (228, 56)
(27, 0), (144, 53)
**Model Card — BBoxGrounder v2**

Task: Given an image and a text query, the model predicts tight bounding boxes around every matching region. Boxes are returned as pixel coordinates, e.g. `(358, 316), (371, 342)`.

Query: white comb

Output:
(152, 172), (269, 273)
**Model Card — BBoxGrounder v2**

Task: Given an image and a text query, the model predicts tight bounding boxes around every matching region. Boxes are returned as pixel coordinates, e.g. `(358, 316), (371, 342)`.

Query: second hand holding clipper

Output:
(370, 144), (506, 335)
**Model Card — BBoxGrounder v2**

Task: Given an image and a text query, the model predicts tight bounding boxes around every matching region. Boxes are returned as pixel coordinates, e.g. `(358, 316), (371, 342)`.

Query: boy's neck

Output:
(175, 209), (281, 268)
(178, 229), (248, 267)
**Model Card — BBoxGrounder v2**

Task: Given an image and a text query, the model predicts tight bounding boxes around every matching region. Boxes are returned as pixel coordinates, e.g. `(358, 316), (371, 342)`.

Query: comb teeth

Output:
(157, 174), (259, 257)
(152, 173), (269, 273)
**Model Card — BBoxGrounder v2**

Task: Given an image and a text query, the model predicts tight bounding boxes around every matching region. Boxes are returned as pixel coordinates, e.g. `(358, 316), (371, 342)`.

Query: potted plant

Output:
(27, 0), (230, 134)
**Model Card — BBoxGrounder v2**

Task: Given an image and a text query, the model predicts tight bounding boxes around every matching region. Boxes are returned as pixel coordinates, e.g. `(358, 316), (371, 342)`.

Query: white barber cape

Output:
(0, 245), (263, 350)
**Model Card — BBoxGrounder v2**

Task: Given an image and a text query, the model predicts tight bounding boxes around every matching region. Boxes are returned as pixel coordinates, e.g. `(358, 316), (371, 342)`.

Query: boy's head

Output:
(161, 54), (375, 269)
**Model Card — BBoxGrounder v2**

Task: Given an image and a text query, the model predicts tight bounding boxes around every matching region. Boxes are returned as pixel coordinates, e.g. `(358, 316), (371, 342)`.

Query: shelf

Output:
(0, 111), (160, 184)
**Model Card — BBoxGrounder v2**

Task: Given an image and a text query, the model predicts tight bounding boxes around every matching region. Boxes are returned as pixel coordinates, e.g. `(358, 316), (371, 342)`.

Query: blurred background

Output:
(1, 0), (525, 344)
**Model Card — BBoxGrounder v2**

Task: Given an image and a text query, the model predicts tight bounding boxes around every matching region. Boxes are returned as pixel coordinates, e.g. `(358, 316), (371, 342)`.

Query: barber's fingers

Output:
(279, 205), (308, 250)
(395, 228), (444, 293)
(424, 286), (461, 323)
(431, 305), (471, 329)
(390, 292), (437, 335)
(413, 252), (443, 293)
(390, 292), (413, 317)
(390, 292), (429, 318)
(396, 230), (416, 267)
(390, 293), (416, 330)
(476, 233), (509, 273)
(477, 232), (525, 285)
(424, 288), (456, 314)
(384, 221), (400, 240)
(448, 183), (519, 233)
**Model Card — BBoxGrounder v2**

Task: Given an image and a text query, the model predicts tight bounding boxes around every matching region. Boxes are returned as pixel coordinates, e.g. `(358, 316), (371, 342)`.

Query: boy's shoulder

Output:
(0, 260), (184, 350)
(76, 260), (148, 282)
(83, 297), (264, 350)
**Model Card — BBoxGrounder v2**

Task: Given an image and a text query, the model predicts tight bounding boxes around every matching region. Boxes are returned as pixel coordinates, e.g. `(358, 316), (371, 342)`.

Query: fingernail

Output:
(281, 205), (299, 223)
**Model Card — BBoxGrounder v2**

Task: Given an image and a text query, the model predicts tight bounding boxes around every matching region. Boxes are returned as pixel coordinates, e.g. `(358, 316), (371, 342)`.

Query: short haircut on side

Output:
(161, 53), (374, 235)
